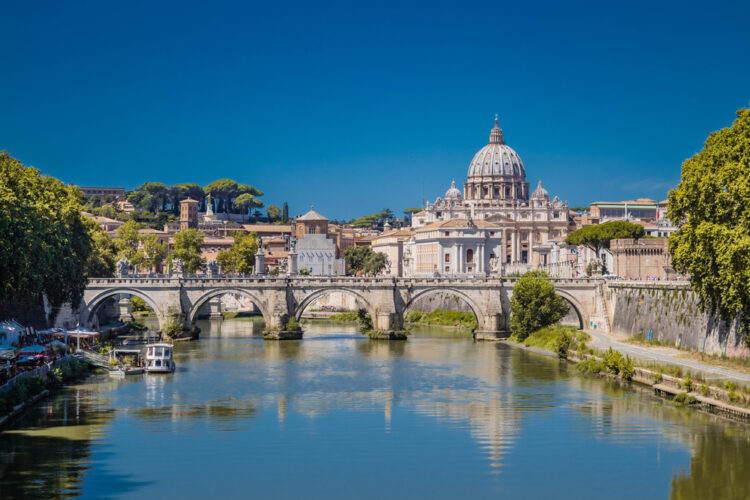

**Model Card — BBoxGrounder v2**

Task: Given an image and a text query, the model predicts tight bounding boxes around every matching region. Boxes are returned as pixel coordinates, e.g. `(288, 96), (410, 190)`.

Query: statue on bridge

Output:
(170, 258), (185, 277)
(116, 257), (130, 278)
(206, 259), (220, 278)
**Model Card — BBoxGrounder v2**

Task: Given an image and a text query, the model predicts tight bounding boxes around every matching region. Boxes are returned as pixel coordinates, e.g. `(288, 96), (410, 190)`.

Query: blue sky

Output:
(1, 0), (749, 219)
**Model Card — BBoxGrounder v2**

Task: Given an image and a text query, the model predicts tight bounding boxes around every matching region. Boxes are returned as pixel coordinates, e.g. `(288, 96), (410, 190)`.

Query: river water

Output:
(1, 319), (749, 499)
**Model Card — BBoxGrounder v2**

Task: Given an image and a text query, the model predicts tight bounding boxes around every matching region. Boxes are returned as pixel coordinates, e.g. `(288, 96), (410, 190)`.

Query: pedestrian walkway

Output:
(586, 329), (750, 385)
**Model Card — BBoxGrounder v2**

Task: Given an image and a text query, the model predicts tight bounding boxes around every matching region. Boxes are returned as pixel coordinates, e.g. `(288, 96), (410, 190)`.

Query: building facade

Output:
(293, 208), (346, 275)
(403, 118), (571, 274)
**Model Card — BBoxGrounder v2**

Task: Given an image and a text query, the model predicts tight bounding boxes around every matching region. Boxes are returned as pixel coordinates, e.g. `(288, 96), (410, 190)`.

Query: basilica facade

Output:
(374, 118), (572, 277)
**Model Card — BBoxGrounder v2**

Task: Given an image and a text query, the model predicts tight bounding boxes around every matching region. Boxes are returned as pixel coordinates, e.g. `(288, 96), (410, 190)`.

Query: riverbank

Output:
(505, 325), (750, 421)
(0, 356), (92, 431)
(404, 310), (477, 330)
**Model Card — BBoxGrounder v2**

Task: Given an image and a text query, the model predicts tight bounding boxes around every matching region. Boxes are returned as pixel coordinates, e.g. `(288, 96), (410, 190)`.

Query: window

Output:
(489, 253), (495, 259)
(553, 212), (559, 218)
(445, 231), (450, 237)
(445, 254), (450, 262)
(445, 266), (450, 272)
(489, 232), (495, 237)
(522, 232), (528, 241)
(466, 249), (474, 263)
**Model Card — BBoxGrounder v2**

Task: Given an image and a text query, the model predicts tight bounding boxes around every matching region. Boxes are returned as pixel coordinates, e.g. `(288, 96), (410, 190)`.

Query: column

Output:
(457, 244), (463, 273)
(510, 231), (517, 263)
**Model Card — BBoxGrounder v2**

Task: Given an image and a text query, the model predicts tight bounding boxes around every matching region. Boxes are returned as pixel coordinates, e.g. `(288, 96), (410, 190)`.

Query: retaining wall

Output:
(608, 283), (749, 358)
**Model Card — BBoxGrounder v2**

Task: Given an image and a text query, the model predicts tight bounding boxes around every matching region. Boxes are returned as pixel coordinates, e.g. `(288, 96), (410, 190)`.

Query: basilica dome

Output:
(445, 180), (462, 200)
(467, 117), (526, 180)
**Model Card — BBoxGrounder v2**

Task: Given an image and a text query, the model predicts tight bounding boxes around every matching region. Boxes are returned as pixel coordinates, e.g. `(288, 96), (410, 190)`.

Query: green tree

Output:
(668, 107), (750, 339)
(0, 151), (96, 315)
(344, 246), (387, 275)
(565, 220), (645, 273)
(509, 271), (569, 340)
(135, 234), (167, 271)
(139, 182), (169, 212)
(216, 231), (258, 274)
(233, 192), (262, 223)
(205, 179), (239, 217)
(168, 228), (204, 273)
(82, 217), (116, 278)
(282, 202), (289, 223)
(115, 220), (141, 261)
(364, 251), (388, 275)
(266, 204), (281, 222)
(168, 184), (189, 214)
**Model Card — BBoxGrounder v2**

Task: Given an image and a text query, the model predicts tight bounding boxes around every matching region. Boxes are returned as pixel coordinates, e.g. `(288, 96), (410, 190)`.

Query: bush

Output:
(509, 271), (569, 340)
(576, 358), (605, 375)
(682, 376), (694, 392)
(126, 320), (147, 331)
(514, 325), (589, 359)
(130, 296), (149, 312)
(673, 392), (698, 405)
(328, 312), (359, 322)
(163, 316), (184, 339)
(404, 309), (477, 329)
(283, 316), (301, 331)
(603, 347), (624, 375)
(357, 309), (373, 332)
(619, 355), (635, 381)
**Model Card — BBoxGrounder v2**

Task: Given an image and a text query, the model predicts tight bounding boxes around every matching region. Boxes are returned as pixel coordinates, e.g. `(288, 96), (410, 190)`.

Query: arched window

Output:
(466, 249), (474, 263)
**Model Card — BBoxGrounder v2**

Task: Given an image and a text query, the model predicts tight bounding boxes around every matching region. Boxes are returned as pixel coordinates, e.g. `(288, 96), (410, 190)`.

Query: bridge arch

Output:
(188, 289), (270, 325)
(293, 287), (376, 321)
(403, 287), (483, 329)
(82, 288), (163, 327)
(550, 289), (585, 330)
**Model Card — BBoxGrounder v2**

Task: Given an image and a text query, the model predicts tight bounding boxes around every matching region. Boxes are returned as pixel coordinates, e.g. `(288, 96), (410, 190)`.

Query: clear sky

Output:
(2, 0), (749, 219)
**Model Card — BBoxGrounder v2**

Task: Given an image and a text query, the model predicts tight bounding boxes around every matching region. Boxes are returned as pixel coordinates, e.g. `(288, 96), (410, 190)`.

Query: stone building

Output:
(371, 229), (414, 277)
(408, 117), (571, 271)
(610, 238), (677, 280)
(292, 207), (346, 275)
(179, 198), (199, 231)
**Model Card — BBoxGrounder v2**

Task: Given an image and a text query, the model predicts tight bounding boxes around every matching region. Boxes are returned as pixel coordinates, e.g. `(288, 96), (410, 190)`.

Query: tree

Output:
(168, 184), (189, 214)
(83, 217), (116, 278)
(216, 231), (258, 274)
(233, 192), (262, 223)
(282, 202), (289, 223)
(168, 228), (204, 273)
(344, 246), (387, 275)
(266, 204), (281, 222)
(139, 182), (169, 212)
(565, 220), (645, 273)
(403, 207), (422, 225)
(364, 251), (388, 275)
(115, 220), (141, 261)
(668, 107), (750, 339)
(135, 234), (167, 272)
(0, 151), (98, 317)
(205, 179), (239, 217)
(509, 271), (569, 340)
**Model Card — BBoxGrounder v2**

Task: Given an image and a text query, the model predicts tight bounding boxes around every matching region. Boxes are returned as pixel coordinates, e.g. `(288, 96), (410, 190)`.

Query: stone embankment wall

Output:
(607, 283), (749, 358)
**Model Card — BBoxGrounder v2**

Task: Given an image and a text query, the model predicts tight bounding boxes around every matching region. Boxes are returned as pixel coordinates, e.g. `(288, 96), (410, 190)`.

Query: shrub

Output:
(673, 392), (698, 405)
(603, 348), (624, 375)
(651, 370), (663, 383)
(682, 376), (694, 392)
(357, 309), (373, 332)
(700, 383), (709, 396)
(126, 320), (147, 331)
(163, 316), (184, 339)
(283, 316), (301, 331)
(576, 358), (605, 375)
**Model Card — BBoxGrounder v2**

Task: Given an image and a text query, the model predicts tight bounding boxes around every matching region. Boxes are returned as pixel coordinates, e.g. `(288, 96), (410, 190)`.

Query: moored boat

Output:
(144, 343), (175, 373)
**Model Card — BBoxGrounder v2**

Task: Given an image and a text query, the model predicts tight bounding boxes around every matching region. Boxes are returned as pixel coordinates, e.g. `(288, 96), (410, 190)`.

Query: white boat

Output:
(144, 343), (175, 373)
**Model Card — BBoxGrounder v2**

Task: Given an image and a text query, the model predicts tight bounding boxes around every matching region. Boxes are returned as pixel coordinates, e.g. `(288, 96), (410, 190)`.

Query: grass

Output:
(627, 331), (672, 347)
(328, 312), (360, 322)
(511, 325), (590, 359)
(673, 392), (699, 405)
(404, 309), (478, 329)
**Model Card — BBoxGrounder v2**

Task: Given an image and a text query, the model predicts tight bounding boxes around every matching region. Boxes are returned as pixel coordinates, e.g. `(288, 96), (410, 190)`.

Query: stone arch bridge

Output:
(80, 277), (610, 339)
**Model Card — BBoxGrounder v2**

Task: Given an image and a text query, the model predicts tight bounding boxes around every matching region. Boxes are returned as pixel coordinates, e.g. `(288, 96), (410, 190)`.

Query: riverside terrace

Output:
(78, 276), (616, 339)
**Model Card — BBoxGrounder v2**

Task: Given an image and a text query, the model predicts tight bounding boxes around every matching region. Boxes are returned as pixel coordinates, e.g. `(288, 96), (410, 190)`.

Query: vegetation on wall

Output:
(668, 107), (750, 343)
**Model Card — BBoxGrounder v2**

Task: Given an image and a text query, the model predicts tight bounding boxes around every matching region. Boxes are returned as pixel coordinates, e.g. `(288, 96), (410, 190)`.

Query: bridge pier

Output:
(208, 298), (223, 320)
(118, 296), (134, 323)
(473, 313), (508, 341)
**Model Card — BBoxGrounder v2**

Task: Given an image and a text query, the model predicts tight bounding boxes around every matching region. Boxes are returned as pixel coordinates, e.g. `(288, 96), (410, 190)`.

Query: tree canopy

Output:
(0, 151), (113, 317)
(509, 271), (569, 340)
(565, 220), (645, 254)
(344, 246), (388, 275)
(352, 209), (394, 229)
(217, 231), (258, 274)
(168, 228), (204, 273)
(668, 107), (750, 336)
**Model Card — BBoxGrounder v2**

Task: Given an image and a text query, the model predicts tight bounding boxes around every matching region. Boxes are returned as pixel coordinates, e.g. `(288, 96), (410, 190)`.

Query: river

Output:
(1, 318), (749, 499)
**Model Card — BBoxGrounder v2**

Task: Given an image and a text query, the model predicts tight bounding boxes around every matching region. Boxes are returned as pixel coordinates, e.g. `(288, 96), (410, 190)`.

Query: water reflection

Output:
(1, 319), (749, 499)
